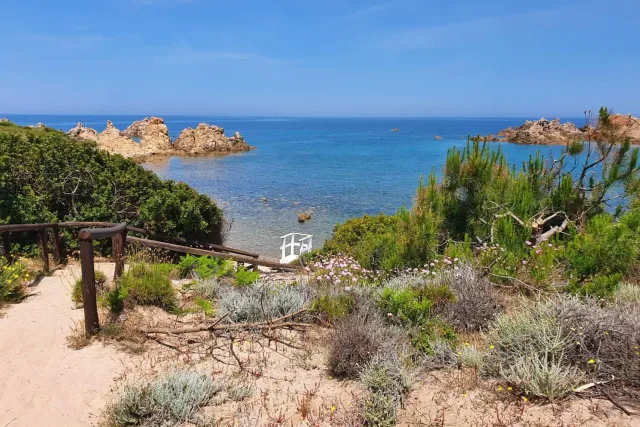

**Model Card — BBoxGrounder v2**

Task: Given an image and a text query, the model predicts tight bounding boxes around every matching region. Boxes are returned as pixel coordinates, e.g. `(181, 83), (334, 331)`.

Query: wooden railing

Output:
(0, 221), (302, 336)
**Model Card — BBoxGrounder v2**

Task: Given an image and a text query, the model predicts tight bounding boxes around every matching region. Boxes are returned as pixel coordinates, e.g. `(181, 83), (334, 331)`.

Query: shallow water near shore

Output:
(4, 115), (582, 257)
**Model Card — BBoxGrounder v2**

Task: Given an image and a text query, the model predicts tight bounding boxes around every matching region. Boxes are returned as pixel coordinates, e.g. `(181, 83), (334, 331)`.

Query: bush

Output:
(103, 371), (221, 426)
(193, 276), (219, 300)
(566, 212), (640, 278)
(501, 354), (583, 401)
(217, 280), (308, 323)
(379, 283), (455, 326)
(310, 293), (354, 323)
(567, 273), (622, 300)
(178, 255), (234, 279)
(0, 261), (29, 304)
(327, 310), (384, 379)
(71, 271), (107, 306)
(360, 351), (412, 427)
(436, 265), (503, 331)
(0, 123), (224, 255)
(613, 282), (640, 304)
(323, 214), (398, 269)
(486, 296), (640, 398)
(118, 264), (176, 310)
(234, 267), (260, 286)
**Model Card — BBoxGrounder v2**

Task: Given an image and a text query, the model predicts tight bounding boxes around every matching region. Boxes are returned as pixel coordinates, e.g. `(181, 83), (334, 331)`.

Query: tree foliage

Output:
(0, 122), (224, 246)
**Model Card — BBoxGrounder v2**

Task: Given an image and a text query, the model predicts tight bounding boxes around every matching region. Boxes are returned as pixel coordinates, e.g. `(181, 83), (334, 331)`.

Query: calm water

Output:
(3, 114), (583, 256)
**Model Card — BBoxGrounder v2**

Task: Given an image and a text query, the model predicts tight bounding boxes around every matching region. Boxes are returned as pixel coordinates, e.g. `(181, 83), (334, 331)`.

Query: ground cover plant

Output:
(0, 260), (31, 305)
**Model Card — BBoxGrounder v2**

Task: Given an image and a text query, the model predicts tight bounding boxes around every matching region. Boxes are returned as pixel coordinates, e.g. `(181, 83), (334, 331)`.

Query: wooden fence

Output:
(0, 222), (302, 335)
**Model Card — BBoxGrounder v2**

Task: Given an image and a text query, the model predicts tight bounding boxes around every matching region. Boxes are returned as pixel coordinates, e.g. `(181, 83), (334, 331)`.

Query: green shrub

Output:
(324, 214), (397, 258)
(193, 297), (215, 317)
(380, 285), (454, 326)
(567, 273), (622, 300)
(409, 321), (456, 355)
(0, 123), (224, 256)
(234, 267), (260, 286)
(71, 270), (107, 306)
(0, 261), (29, 303)
(310, 293), (354, 323)
(178, 255), (234, 279)
(118, 264), (176, 310)
(565, 213), (640, 278)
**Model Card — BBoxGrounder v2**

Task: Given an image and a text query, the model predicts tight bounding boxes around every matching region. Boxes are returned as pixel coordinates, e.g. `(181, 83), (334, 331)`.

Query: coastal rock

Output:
(298, 212), (312, 223)
(67, 122), (99, 141)
(609, 114), (640, 144)
(97, 121), (142, 156)
(0, 118), (10, 123)
(498, 118), (585, 145)
(122, 117), (173, 153)
(173, 123), (251, 154)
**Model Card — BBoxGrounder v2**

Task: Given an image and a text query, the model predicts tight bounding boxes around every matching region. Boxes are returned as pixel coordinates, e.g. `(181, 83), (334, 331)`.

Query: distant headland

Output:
(65, 117), (253, 161)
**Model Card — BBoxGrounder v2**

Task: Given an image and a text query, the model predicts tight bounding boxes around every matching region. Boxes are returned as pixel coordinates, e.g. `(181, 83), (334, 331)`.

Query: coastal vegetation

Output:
(3, 108), (640, 425)
(0, 121), (225, 254)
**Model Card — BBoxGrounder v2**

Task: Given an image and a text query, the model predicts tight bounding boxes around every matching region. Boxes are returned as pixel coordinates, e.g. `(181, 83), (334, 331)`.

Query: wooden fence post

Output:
(79, 238), (99, 336)
(2, 232), (11, 264)
(112, 228), (127, 280)
(38, 229), (50, 273)
(52, 225), (63, 265)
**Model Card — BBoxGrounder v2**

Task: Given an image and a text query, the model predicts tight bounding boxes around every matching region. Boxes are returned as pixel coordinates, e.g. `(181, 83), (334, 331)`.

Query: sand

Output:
(0, 264), (127, 427)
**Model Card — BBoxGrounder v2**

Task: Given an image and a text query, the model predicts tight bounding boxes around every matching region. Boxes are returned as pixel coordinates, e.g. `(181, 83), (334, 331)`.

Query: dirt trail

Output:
(0, 264), (125, 427)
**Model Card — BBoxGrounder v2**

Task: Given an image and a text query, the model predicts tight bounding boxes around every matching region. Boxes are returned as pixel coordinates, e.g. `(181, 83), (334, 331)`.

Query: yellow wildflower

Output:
(464, 342), (470, 347)
(522, 397), (528, 402)
(588, 358), (595, 364)
(507, 387), (513, 391)
(489, 344), (495, 349)
(497, 386), (504, 391)
(463, 393), (468, 398)
(330, 405), (336, 412)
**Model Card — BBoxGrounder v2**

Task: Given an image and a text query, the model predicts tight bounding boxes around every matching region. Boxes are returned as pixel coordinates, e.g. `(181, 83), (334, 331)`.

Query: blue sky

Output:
(0, 0), (638, 117)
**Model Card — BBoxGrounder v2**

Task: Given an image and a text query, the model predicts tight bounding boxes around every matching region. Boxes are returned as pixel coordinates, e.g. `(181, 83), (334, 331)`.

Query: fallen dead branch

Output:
(141, 309), (309, 335)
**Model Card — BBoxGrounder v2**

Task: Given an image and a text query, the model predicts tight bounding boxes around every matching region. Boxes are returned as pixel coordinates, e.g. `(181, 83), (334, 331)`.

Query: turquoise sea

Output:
(3, 115), (583, 257)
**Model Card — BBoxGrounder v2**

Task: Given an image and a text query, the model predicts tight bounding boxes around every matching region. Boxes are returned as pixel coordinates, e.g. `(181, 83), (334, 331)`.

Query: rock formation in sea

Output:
(608, 114), (640, 144)
(434, 135), (443, 140)
(0, 118), (10, 123)
(497, 118), (586, 145)
(122, 117), (173, 153)
(67, 118), (252, 160)
(173, 124), (251, 154)
(68, 122), (99, 141)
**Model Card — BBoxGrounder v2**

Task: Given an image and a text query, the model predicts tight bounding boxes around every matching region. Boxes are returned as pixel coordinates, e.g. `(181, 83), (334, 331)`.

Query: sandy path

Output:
(0, 264), (126, 427)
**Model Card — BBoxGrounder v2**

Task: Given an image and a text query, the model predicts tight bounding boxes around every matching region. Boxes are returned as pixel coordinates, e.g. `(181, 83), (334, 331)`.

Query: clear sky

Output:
(0, 0), (638, 117)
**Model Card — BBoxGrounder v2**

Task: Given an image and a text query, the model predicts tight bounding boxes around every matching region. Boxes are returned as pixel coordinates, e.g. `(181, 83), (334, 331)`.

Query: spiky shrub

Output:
(103, 371), (221, 426)
(613, 283), (640, 304)
(117, 263), (177, 310)
(500, 353), (583, 401)
(436, 264), (503, 331)
(217, 280), (308, 323)
(327, 310), (384, 379)
(487, 296), (640, 398)
(360, 351), (413, 426)
(71, 270), (107, 306)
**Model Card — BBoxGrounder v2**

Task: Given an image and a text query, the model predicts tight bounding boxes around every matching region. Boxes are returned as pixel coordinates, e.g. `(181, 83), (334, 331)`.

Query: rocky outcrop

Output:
(122, 117), (173, 153)
(67, 118), (252, 161)
(67, 122), (99, 141)
(608, 114), (640, 144)
(0, 118), (9, 123)
(497, 118), (586, 145)
(173, 124), (251, 154)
